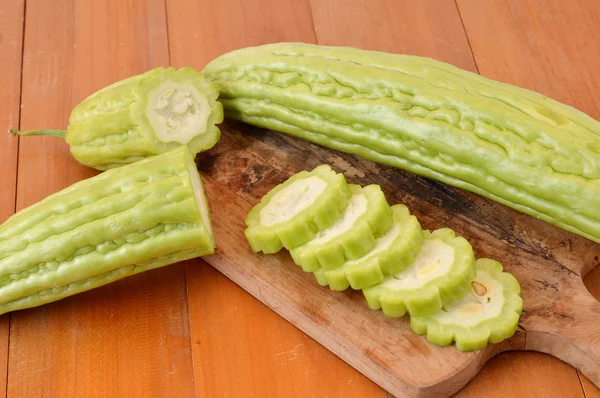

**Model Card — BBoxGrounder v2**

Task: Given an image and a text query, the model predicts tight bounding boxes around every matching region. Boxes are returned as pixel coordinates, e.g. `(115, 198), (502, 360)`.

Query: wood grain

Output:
(310, 0), (476, 71)
(455, 352), (584, 398)
(0, 0), (25, 395)
(583, 266), (600, 397)
(166, 0), (316, 69)
(186, 259), (386, 397)
(8, 1), (194, 396)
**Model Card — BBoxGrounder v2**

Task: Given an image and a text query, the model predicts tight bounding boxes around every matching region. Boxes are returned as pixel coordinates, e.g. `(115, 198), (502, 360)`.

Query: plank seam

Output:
(164, 0), (173, 68)
(14, 0), (27, 217)
(578, 370), (588, 398)
(162, 1), (197, 396)
(453, 0), (480, 74)
(306, 0), (319, 45)
(7, 0), (27, 395)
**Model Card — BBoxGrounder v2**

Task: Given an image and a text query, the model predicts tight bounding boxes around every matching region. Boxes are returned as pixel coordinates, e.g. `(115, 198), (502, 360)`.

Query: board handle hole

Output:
(583, 265), (600, 303)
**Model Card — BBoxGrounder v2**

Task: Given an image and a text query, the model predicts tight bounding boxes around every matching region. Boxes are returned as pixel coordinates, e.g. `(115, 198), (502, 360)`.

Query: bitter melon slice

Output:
(312, 204), (422, 291)
(410, 258), (523, 351)
(244, 165), (351, 253)
(363, 228), (476, 317)
(290, 184), (392, 272)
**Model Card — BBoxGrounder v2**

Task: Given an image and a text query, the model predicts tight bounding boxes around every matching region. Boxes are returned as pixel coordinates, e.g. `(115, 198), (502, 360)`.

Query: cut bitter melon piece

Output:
(11, 67), (224, 170)
(244, 165), (351, 253)
(363, 228), (476, 317)
(290, 184), (392, 272)
(410, 258), (523, 351)
(313, 204), (423, 291)
(0, 146), (214, 315)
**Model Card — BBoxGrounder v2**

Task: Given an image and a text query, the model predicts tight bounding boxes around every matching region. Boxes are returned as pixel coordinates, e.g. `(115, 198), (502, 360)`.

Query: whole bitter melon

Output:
(0, 146), (214, 315)
(11, 67), (223, 170)
(202, 42), (600, 244)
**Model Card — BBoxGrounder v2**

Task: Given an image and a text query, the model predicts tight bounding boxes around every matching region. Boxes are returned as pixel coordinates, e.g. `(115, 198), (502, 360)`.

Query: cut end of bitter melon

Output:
(363, 228), (476, 317)
(186, 154), (215, 250)
(410, 258), (523, 351)
(142, 67), (224, 154)
(148, 82), (210, 145)
(313, 204), (423, 291)
(66, 67), (224, 170)
(244, 165), (351, 253)
(290, 184), (392, 272)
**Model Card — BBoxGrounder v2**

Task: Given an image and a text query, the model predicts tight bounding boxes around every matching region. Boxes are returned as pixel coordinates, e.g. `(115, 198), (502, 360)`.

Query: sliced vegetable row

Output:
(245, 165), (523, 352)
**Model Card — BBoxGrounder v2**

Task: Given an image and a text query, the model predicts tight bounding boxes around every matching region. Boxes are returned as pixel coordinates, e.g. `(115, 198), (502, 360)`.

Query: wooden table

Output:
(1, 0), (599, 396)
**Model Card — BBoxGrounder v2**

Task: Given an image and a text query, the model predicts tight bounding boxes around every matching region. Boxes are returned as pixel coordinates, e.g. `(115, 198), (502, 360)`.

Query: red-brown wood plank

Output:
(7, 1), (195, 396)
(310, 0), (475, 71)
(0, 0), (25, 395)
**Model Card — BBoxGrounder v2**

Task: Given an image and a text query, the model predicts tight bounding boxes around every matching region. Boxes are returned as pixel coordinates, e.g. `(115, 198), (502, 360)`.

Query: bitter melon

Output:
(312, 204), (423, 291)
(362, 228), (476, 317)
(290, 184), (392, 272)
(245, 165), (523, 351)
(203, 42), (600, 244)
(244, 164), (351, 253)
(11, 67), (223, 170)
(410, 258), (523, 351)
(0, 146), (214, 315)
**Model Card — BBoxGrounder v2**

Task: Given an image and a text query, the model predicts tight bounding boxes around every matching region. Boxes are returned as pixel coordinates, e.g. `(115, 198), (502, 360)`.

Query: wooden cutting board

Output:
(194, 120), (600, 398)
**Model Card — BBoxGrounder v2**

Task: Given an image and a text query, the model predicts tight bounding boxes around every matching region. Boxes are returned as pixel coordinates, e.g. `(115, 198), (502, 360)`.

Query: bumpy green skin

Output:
(245, 165), (351, 254)
(410, 259), (523, 351)
(290, 184), (392, 272)
(313, 204), (423, 291)
(14, 67), (224, 170)
(0, 146), (214, 315)
(202, 42), (600, 244)
(362, 228), (476, 317)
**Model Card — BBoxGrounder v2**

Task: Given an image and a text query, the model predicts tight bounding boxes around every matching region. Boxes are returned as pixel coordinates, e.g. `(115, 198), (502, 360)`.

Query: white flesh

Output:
(260, 176), (327, 227)
(384, 239), (455, 289)
(309, 193), (368, 245)
(433, 270), (504, 327)
(148, 82), (210, 144)
(344, 220), (402, 266)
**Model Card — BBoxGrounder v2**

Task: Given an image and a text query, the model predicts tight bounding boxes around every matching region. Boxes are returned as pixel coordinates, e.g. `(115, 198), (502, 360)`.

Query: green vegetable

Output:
(410, 258), (523, 351)
(290, 184), (392, 272)
(245, 164), (351, 254)
(0, 146), (214, 315)
(10, 67), (224, 170)
(202, 42), (600, 244)
(245, 164), (522, 351)
(362, 228), (476, 317)
(313, 204), (423, 291)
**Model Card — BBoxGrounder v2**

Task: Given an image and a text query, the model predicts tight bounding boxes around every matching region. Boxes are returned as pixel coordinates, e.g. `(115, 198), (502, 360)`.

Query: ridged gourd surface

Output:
(0, 148), (211, 314)
(203, 43), (600, 243)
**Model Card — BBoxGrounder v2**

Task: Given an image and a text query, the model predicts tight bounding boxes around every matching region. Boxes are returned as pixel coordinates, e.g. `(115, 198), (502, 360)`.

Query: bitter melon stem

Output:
(9, 128), (66, 140)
